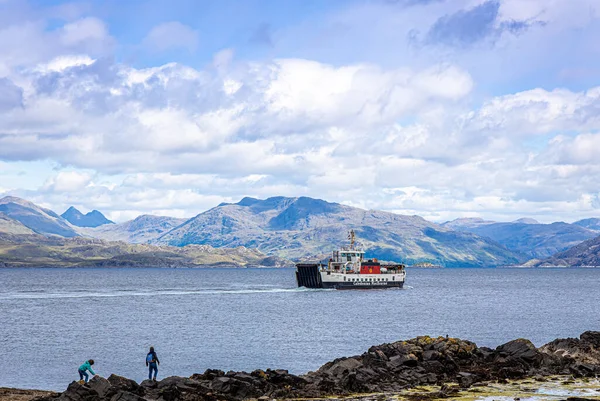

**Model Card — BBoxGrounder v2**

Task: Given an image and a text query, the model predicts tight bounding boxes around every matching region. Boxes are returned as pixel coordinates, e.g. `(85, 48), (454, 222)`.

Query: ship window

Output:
(343, 276), (346, 281)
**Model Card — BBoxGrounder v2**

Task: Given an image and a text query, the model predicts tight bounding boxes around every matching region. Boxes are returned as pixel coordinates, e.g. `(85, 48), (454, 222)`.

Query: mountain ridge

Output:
(528, 234), (600, 267)
(61, 206), (114, 227)
(153, 196), (525, 267)
(442, 218), (598, 258)
(79, 214), (188, 243)
(2, 195), (600, 267)
(0, 196), (79, 237)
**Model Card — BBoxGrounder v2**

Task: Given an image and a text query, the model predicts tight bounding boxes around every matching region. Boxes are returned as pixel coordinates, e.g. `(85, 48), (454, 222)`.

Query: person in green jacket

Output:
(78, 359), (96, 383)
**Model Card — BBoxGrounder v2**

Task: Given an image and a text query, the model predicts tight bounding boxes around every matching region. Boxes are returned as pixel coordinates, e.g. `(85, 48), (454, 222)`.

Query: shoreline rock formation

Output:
(28, 331), (600, 401)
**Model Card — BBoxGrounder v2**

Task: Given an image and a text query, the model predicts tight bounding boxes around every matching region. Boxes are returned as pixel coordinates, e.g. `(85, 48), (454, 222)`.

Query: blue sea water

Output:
(0, 267), (599, 391)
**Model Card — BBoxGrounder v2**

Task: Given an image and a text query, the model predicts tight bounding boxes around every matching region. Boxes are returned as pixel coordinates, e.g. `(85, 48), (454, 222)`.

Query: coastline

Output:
(9, 331), (599, 401)
(3, 377), (600, 401)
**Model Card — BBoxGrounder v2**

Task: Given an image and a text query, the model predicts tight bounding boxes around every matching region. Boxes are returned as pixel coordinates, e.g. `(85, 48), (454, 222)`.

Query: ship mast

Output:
(348, 229), (355, 250)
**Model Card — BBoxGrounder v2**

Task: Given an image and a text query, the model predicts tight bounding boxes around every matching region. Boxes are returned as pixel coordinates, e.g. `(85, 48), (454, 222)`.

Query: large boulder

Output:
(580, 331), (600, 347)
(56, 381), (101, 401)
(541, 331), (600, 369)
(109, 392), (145, 401)
(107, 375), (140, 394)
(496, 338), (542, 365)
(86, 376), (113, 398)
(210, 376), (257, 399)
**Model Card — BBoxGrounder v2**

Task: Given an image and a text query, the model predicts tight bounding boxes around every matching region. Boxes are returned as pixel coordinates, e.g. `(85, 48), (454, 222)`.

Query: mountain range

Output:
(442, 217), (599, 258)
(527, 235), (600, 267)
(151, 196), (521, 267)
(1, 194), (600, 267)
(0, 196), (78, 237)
(80, 215), (187, 243)
(0, 196), (285, 267)
(61, 206), (114, 227)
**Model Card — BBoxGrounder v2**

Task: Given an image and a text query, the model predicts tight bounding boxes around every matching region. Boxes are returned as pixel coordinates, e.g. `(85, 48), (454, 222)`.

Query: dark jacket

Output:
(146, 351), (160, 366)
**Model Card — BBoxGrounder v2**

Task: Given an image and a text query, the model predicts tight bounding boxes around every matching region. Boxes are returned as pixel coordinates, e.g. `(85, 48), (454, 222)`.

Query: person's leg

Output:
(79, 370), (84, 381)
(148, 365), (152, 380)
(150, 363), (158, 380)
(83, 371), (89, 383)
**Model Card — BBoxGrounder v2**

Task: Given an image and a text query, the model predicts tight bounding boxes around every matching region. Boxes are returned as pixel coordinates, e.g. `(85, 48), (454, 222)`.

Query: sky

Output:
(1, 0), (600, 223)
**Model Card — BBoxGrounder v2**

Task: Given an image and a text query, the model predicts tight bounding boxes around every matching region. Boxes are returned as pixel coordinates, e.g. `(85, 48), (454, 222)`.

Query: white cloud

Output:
(35, 55), (96, 73)
(43, 171), (93, 192)
(1, 1), (600, 224)
(463, 87), (600, 137)
(59, 17), (108, 46)
(264, 60), (473, 127)
(143, 21), (199, 53)
(2, 53), (600, 223)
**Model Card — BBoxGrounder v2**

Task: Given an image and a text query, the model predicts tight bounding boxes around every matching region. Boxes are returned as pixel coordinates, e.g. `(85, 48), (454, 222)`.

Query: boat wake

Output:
(0, 286), (331, 300)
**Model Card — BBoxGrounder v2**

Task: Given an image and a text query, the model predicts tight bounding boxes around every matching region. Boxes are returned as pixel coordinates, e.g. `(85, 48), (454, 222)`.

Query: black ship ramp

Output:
(295, 264), (323, 288)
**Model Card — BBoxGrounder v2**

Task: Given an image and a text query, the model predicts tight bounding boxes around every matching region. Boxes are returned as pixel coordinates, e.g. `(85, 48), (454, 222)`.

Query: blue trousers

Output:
(78, 369), (89, 382)
(148, 362), (158, 380)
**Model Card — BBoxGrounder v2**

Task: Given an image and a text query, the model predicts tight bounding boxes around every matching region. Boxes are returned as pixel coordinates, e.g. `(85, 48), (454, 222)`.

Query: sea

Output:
(0, 267), (599, 391)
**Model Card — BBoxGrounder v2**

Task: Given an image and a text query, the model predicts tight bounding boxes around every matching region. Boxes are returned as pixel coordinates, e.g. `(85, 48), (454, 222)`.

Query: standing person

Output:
(146, 347), (160, 381)
(78, 359), (96, 383)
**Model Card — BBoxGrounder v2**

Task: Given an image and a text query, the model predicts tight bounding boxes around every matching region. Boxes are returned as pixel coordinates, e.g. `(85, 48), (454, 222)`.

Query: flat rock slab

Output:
(0, 388), (57, 401)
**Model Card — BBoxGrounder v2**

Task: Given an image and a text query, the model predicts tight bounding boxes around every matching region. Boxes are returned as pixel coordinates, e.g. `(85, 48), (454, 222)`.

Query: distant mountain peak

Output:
(237, 197), (262, 206)
(441, 217), (495, 229)
(61, 206), (114, 228)
(0, 195), (37, 207)
(0, 197), (78, 237)
(573, 218), (600, 231)
(513, 218), (540, 225)
(451, 217), (486, 223)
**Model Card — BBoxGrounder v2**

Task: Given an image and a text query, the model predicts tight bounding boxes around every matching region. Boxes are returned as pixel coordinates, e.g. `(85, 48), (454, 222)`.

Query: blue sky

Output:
(1, 0), (600, 223)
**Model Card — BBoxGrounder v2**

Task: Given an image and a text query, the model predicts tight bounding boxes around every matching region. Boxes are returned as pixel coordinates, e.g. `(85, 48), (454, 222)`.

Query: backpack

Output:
(146, 353), (155, 363)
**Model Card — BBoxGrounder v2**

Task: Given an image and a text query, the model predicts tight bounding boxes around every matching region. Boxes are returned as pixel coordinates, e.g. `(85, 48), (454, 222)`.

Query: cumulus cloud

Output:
(1, 0), (600, 223)
(0, 78), (23, 111)
(2, 48), (600, 223)
(423, 0), (537, 47)
(42, 171), (93, 192)
(143, 21), (199, 53)
(0, 16), (113, 76)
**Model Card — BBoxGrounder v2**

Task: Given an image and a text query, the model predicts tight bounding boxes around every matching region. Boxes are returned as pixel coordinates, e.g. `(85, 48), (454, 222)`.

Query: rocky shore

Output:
(11, 331), (600, 401)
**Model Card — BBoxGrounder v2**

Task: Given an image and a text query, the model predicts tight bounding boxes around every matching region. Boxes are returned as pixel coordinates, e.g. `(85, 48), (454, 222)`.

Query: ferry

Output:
(295, 230), (406, 289)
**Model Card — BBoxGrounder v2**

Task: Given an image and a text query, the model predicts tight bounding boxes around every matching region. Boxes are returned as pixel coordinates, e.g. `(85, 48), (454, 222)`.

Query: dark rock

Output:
(389, 354), (418, 368)
(457, 372), (478, 388)
(139, 380), (156, 389)
(191, 369), (225, 381)
(563, 398), (598, 401)
(107, 375), (139, 394)
(496, 339), (541, 365)
(210, 376), (257, 399)
(108, 391), (145, 401)
(422, 350), (441, 361)
(580, 331), (600, 347)
(57, 381), (101, 401)
(87, 376), (113, 398)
